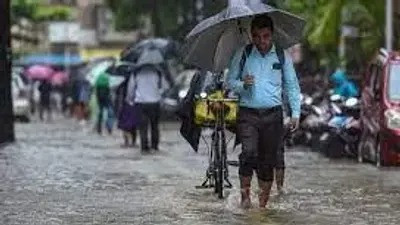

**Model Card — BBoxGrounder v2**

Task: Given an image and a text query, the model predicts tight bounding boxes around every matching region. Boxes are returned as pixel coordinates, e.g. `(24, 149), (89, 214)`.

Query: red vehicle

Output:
(358, 49), (400, 167)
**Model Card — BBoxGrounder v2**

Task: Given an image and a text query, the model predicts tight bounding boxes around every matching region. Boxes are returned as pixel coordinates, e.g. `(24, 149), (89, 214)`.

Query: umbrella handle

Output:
(237, 20), (244, 34)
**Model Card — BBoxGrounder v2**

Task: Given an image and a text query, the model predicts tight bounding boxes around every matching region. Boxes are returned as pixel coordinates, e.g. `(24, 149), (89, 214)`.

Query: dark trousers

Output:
(137, 103), (160, 150)
(97, 97), (112, 134)
(276, 145), (285, 169)
(39, 99), (51, 121)
(237, 106), (284, 181)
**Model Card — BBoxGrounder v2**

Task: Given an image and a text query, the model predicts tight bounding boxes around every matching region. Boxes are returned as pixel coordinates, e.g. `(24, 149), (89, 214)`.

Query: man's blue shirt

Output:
(227, 45), (301, 118)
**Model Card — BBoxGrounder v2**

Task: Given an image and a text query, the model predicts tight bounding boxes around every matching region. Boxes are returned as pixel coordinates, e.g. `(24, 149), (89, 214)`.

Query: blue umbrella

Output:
(17, 53), (83, 66)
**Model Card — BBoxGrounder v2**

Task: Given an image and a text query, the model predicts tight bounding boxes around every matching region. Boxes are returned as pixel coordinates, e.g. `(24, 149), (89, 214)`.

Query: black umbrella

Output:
(105, 61), (136, 77)
(183, 0), (305, 72)
(120, 38), (178, 63)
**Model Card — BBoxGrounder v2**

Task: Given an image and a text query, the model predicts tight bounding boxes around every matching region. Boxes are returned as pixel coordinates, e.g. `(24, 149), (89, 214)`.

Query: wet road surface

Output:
(1, 118), (400, 225)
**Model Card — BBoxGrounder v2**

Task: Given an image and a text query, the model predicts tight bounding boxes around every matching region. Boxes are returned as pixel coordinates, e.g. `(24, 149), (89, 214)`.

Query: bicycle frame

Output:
(196, 72), (234, 199)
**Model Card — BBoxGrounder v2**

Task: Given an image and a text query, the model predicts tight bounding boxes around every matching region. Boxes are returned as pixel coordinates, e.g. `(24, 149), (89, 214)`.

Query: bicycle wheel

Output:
(216, 131), (224, 199)
(211, 131), (220, 194)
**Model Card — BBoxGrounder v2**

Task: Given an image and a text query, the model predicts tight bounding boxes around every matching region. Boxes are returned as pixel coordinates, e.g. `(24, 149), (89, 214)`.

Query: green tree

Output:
(34, 5), (74, 21)
(106, 0), (177, 35)
(11, 0), (74, 23)
(285, 0), (384, 72)
(106, 0), (226, 38)
(11, 0), (36, 23)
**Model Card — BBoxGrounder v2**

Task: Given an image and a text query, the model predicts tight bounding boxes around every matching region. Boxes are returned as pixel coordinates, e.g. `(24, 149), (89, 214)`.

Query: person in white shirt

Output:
(126, 64), (170, 152)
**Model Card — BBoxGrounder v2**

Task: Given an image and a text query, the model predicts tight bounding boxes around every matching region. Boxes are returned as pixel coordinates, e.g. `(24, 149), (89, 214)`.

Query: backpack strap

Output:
(275, 46), (286, 66)
(275, 45), (286, 83)
(156, 68), (162, 89)
(239, 44), (253, 76)
(125, 71), (138, 104)
(275, 46), (292, 116)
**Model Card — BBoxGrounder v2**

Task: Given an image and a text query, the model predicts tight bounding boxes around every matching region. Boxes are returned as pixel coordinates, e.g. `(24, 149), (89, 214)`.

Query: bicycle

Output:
(194, 79), (237, 199)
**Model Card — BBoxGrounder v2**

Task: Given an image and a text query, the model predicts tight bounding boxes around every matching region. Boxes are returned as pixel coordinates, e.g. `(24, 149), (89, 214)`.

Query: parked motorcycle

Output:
(289, 90), (332, 149)
(287, 93), (315, 146)
(318, 95), (361, 158)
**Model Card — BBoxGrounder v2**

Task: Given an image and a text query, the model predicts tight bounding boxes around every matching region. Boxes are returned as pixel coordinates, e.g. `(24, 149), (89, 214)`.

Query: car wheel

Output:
(20, 115), (30, 123)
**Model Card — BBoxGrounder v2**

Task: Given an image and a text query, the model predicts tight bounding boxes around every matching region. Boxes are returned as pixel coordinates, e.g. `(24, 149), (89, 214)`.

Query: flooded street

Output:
(1, 119), (400, 225)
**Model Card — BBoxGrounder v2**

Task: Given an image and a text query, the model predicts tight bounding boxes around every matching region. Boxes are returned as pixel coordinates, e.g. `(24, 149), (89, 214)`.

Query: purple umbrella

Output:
(51, 71), (69, 86)
(25, 65), (55, 81)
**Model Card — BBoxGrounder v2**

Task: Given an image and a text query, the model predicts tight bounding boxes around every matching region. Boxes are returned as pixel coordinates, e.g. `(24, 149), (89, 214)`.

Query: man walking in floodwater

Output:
(227, 15), (301, 209)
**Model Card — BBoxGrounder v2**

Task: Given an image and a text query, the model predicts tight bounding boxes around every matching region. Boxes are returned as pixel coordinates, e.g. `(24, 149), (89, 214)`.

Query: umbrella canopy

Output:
(85, 61), (125, 89)
(106, 61), (136, 77)
(17, 53), (83, 66)
(121, 38), (177, 63)
(183, 0), (305, 72)
(108, 76), (125, 89)
(51, 71), (69, 86)
(25, 65), (55, 81)
(136, 48), (165, 66)
(86, 61), (114, 86)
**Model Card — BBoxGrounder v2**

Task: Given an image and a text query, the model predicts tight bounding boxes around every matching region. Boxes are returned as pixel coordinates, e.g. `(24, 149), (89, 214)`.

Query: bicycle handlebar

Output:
(202, 98), (238, 103)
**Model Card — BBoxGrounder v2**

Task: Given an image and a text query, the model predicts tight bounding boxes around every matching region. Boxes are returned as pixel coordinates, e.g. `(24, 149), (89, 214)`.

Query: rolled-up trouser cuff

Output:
(239, 159), (274, 182)
(238, 158), (256, 178)
(256, 164), (274, 181)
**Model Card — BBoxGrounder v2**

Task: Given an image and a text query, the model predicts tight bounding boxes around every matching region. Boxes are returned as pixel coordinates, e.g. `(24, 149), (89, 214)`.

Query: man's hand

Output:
(243, 75), (254, 89)
(288, 118), (300, 133)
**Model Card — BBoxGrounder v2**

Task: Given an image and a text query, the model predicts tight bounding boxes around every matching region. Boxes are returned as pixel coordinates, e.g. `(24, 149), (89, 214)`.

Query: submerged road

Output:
(1, 118), (400, 225)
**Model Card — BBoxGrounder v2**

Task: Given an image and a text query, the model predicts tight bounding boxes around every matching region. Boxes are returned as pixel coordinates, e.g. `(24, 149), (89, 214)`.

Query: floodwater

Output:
(1, 118), (400, 225)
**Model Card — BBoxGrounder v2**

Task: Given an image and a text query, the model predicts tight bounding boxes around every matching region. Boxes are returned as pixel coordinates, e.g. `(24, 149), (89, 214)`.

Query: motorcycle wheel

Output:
(325, 134), (345, 159)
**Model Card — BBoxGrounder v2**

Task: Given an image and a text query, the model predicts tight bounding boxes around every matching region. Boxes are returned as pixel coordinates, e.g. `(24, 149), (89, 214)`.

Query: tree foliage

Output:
(11, 0), (74, 23)
(11, 0), (36, 23)
(285, 0), (385, 71)
(106, 0), (225, 39)
(105, 0), (385, 73)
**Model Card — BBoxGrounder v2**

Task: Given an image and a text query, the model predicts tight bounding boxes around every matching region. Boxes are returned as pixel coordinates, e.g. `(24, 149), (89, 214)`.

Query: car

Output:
(358, 49), (400, 167)
(160, 69), (199, 119)
(12, 73), (31, 122)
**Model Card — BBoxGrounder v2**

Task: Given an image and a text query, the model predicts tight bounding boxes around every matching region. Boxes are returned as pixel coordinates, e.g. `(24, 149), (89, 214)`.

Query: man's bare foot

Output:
(277, 188), (286, 196)
(240, 189), (252, 209)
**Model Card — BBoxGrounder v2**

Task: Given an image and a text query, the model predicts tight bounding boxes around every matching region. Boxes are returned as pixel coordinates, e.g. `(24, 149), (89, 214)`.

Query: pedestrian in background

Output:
(95, 71), (113, 135)
(73, 79), (91, 124)
(38, 80), (53, 121)
(330, 69), (359, 98)
(126, 64), (169, 152)
(116, 79), (139, 147)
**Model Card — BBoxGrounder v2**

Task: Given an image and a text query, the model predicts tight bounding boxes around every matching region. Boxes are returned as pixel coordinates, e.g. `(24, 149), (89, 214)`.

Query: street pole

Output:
(0, 0), (15, 144)
(386, 0), (393, 51)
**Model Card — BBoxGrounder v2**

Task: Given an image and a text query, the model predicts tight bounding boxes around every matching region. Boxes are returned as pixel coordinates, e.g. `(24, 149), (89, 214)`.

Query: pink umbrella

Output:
(51, 71), (69, 86)
(25, 65), (55, 80)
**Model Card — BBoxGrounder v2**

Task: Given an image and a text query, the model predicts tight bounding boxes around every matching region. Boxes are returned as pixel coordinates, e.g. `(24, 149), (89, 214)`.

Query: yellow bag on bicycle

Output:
(194, 90), (238, 126)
